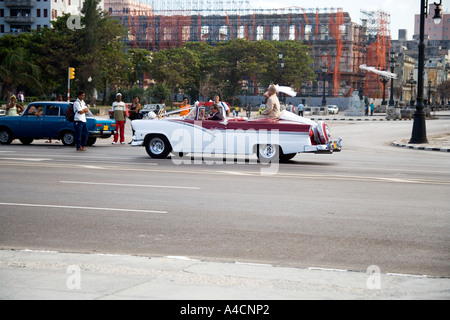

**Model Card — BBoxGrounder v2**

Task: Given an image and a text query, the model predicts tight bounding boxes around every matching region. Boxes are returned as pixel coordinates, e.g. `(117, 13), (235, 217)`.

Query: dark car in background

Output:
(138, 104), (165, 118)
(0, 102), (116, 146)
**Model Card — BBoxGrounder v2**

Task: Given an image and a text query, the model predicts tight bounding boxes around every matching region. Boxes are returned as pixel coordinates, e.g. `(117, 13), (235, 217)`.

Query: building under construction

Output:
(104, 0), (391, 99)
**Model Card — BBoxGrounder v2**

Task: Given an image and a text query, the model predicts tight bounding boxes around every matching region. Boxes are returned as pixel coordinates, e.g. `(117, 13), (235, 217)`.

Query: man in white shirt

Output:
(73, 90), (89, 151)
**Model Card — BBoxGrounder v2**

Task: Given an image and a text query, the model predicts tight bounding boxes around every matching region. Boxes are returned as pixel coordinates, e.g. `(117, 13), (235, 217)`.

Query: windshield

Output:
(184, 106), (197, 120)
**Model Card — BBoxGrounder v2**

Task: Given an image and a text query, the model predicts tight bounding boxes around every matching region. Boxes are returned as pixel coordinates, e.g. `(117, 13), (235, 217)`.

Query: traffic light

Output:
(69, 67), (75, 79)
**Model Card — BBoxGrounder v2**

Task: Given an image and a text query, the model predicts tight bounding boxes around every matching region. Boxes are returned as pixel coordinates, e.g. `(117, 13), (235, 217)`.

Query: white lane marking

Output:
(60, 180), (201, 190)
(78, 165), (106, 170)
(164, 256), (201, 261)
(0, 202), (167, 214)
(308, 267), (348, 272)
(2, 157), (52, 162)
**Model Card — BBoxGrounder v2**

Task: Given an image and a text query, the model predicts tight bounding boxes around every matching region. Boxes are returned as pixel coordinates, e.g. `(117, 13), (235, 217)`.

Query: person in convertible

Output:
(207, 103), (224, 121)
(255, 85), (280, 120)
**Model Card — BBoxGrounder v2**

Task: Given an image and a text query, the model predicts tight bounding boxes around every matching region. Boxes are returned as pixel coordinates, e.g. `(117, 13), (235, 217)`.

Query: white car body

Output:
(131, 104), (342, 162)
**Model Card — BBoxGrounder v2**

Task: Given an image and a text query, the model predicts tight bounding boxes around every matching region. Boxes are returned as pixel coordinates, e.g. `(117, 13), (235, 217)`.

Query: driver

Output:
(207, 104), (224, 121)
(27, 106), (43, 116)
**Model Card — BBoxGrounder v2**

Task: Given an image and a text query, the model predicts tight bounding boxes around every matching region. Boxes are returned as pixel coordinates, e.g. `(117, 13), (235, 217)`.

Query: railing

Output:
(4, 16), (35, 24)
(5, 0), (35, 7)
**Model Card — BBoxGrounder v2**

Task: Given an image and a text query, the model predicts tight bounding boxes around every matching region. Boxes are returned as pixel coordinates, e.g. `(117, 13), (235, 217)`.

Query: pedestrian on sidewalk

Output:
(112, 93), (127, 145)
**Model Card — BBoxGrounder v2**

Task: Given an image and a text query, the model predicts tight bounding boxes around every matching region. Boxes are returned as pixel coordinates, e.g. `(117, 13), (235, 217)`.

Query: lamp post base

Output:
(409, 111), (428, 144)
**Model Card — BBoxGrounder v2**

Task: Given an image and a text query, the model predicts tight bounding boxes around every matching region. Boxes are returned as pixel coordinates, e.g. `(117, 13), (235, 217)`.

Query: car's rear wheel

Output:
(257, 144), (280, 164)
(0, 128), (13, 145)
(61, 130), (75, 146)
(19, 138), (34, 145)
(280, 152), (297, 162)
(86, 137), (97, 146)
(145, 135), (172, 159)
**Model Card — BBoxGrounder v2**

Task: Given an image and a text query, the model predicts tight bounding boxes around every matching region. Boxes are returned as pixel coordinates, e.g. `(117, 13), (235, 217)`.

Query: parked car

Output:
(327, 105), (339, 114)
(0, 109), (5, 117)
(140, 104), (166, 118)
(0, 101), (116, 146)
(131, 102), (342, 162)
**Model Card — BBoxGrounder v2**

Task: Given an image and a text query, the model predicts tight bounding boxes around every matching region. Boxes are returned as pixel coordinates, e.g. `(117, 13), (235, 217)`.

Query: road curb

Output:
(309, 117), (412, 121)
(392, 142), (450, 152)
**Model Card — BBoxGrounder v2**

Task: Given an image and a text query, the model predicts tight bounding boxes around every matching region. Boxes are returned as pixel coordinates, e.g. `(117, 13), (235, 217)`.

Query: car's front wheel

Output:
(145, 135), (172, 159)
(61, 130), (75, 146)
(0, 128), (13, 145)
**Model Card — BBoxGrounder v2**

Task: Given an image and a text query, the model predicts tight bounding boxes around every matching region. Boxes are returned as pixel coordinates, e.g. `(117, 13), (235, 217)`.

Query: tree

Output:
(271, 41), (315, 91)
(27, 14), (79, 96)
(437, 80), (450, 104)
(0, 48), (41, 101)
(151, 47), (200, 104)
(80, 0), (128, 99)
(126, 48), (153, 86)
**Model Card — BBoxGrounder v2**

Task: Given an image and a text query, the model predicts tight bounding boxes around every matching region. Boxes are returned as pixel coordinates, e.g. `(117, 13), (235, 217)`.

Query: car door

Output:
(42, 104), (66, 138)
(20, 104), (44, 138)
(201, 119), (227, 154)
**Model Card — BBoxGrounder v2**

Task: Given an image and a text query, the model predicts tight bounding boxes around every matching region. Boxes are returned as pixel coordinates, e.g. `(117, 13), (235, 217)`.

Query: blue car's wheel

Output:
(0, 128), (13, 145)
(61, 130), (75, 146)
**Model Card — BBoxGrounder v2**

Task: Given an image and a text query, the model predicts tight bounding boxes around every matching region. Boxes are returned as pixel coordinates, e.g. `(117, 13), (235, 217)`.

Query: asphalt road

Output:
(0, 117), (449, 277)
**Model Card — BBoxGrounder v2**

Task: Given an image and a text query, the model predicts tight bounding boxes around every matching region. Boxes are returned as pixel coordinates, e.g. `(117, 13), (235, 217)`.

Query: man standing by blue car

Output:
(74, 90), (89, 151)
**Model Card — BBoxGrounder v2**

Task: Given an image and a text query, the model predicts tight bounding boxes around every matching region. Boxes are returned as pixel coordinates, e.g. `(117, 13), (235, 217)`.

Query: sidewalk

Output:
(392, 132), (450, 152)
(0, 250), (449, 300)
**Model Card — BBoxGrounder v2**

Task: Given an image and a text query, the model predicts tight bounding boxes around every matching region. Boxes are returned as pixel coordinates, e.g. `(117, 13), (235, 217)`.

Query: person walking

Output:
(73, 90), (89, 151)
(112, 93), (127, 144)
(297, 101), (304, 117)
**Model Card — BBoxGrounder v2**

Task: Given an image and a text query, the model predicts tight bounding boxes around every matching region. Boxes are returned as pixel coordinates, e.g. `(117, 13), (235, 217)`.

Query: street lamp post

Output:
(407, 73), (416, 106)
(321, 66), (327, 107)
(389, 51), (396, 106)
(380, 77), (388, 105)
(279, 53), (284, 104)
(409, 0), (442, 144)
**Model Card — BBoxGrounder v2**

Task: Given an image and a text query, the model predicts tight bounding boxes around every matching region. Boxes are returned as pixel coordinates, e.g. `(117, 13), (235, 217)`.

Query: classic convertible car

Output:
(0, 101), (116, 146)
(131, 102), (342, 162)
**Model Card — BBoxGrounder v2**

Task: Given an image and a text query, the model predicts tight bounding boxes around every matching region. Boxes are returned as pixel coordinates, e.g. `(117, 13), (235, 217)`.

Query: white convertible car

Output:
(131, 102), (342, 162)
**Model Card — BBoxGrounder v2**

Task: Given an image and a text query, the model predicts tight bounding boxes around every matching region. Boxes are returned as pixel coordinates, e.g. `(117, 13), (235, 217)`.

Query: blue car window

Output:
(45, 105), (60, 116)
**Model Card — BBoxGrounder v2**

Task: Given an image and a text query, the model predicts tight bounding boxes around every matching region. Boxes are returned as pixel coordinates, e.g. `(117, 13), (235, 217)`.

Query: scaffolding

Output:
(360, 10), (392, 99)
(105, 1), (391, 99)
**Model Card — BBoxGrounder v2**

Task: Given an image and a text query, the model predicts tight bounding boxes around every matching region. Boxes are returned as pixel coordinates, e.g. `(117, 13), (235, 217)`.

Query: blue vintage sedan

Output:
(0, 101), (116, 146)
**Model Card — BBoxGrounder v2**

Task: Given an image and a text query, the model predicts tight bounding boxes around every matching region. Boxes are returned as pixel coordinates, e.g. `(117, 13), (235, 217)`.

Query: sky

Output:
(253, 0), (449, 40)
